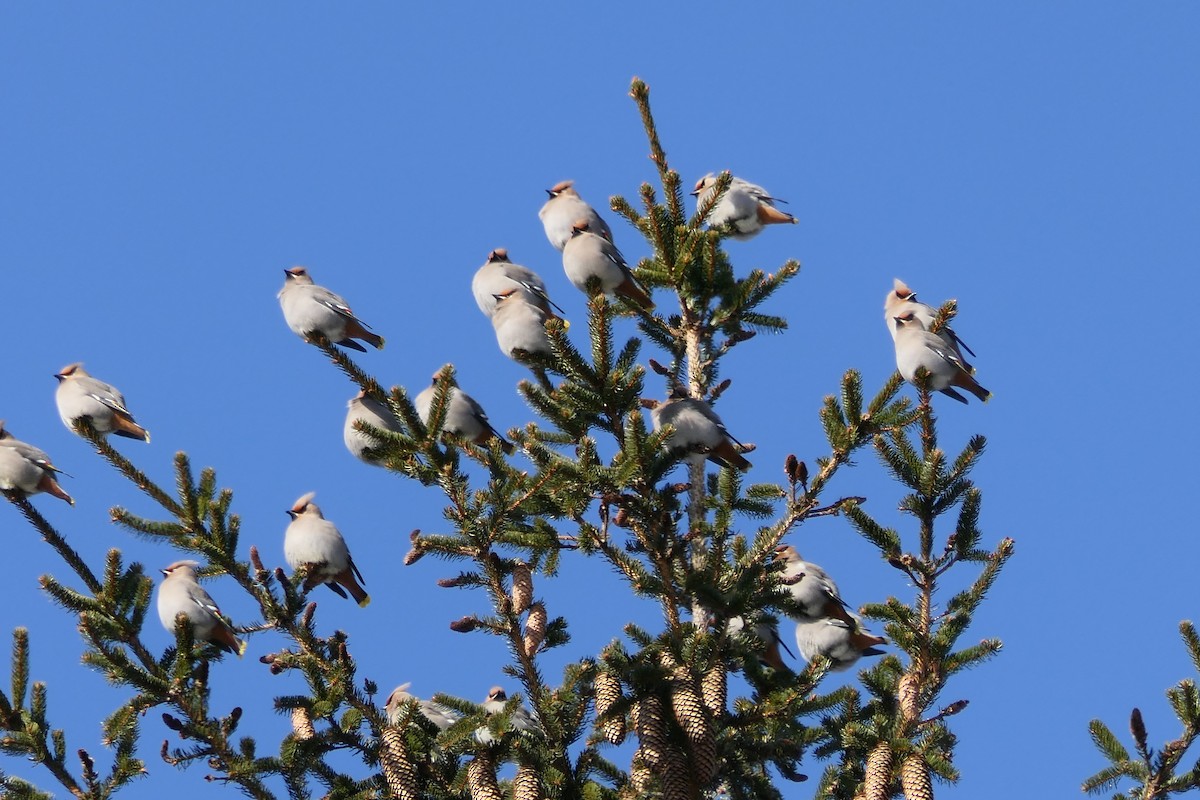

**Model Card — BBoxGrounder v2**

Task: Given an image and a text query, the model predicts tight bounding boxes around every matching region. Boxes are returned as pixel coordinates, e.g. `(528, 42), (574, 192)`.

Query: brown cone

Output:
(900, 753), (932, 800)
(512, 765), (543, 800)
(700, 663), (727, 720)
(291, 707), (315, 741)
(670, 666), (717, 784)
(595, 670), (626, 745)
(523, 602), (547, 655)
(466, 753), (502, 800)
(378, 727), (419, 800)
(863, 741), (893, 800)
(511, 562), (533, 614)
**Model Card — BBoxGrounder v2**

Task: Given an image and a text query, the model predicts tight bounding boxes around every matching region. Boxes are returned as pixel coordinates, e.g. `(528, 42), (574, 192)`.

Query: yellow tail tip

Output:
(358, 595), (372, 608)
(144, 432), (152, 443)
(237, 641), (248, 658)
(984, 393), (994, 403)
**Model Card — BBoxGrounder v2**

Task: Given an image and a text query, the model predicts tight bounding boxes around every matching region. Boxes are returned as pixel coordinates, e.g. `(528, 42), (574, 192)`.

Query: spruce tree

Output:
(1, 79), (1010, 800)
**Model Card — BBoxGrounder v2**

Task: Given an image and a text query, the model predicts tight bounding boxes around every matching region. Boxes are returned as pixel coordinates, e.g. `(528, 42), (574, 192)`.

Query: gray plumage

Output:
(691, 173), (797, 240)
(893, 313), (990, 404)
(490, 287), (561, 359)
(649, 391), (751, 471)
(385, 683), (461, 731)
(884, 278), (974, 371)
(773, 545), (855, 625)
(474, 686), (541, 744)
(284, 492), (370, 607)
(0, 422), (73, 505)
(278, 267), (384, 352)
(344, 391), (402, 465)
(413, 371), (513, 453)
(472, 249), (558, 319)
(539, 180), (613, 251)
(561, 221), (654, 308)
(156, 560), (246, 656)
(54, 363), (150, 442)
(793, 615), (886, 672)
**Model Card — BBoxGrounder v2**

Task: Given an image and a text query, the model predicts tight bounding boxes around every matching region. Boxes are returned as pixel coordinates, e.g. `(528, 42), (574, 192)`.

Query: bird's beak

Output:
(286, 510), (297, 520)
(544, 188), (555, 198)
(54, 373), (65, 382)
(160, 568), (170, 576)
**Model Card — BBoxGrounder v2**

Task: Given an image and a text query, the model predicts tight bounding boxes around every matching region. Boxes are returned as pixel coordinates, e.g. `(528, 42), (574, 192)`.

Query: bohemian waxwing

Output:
(344, 391), (402, 465)
(648, 388), (752, 471)
(471, 249), (561, 320)
(893, 313), (990, 404)
(727, 614), (791, 672)
(54, 363), (150, 442)
(278, 267), (384, 352)
(413, 369), (514, 454)
(385, 683), (461, 730)
(773, 545), (857, 626)
(691, 173), (797, 240)
(0, 422), (73, 506)
(793, 615), (886, 672)
(490, 287), (563, 360)
(884, 279), (975, 371)
(284, 492), (370, 607)
(539, 180), (613, 251)
(156, 560), (247, 656)
(475, 685), (542, 744)
(561, 219), (654, 309)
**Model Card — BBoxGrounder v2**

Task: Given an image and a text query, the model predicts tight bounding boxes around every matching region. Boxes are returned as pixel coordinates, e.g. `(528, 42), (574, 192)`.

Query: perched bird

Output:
(54, 363), (150, 442)
(490, 287), (563, 360)
(344, 391), (402, 465)
(284, 492), (370, 607)
(884, 279), (975, 371)
(773, 545), (857, 626)
(156, 561), (246, 656)
(793, 615), (886, 672)
(727, 614), (791, 672)
(893, 312), (991, 404)
(385, 683), (461, 731)
(539, 180), (613, 251)
(561, 220), (654, 309)
(278, 267), (384, 352)
(475, 686), (541, 744)
(471, 249), (561, 319)
(0, 423), (73, 506)
(648, 388), (752, 471)
(691, 173), (797, 240)
(414, 370), (514, 453)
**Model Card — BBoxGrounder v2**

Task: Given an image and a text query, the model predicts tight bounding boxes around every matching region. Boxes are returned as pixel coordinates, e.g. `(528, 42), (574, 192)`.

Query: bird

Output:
(54, 363), (150, 442)
(284, 492), (370, 607)
(344, 391), (402, 465)
(773, 545), (857, 626)
(561, 219), (654, 309)
(475, 686), (541, 744)
(413, 369), (514, 453)
(893, 312), (991, 404)
(278, 267), (384, 352)
(726, 614), (791, 672)
(691, 173), (797, 240)
(884, 279), (975, 371)
(384, 683), (461, 731)
(0, 422), (73, 506)
(490, 287), (564, 360)
(792, 615), (886, 672)
(648, 388), (752, 471)
(471, 249), (562, 319)
(156, 560), (247, 657)
(539, 180), (613, 251)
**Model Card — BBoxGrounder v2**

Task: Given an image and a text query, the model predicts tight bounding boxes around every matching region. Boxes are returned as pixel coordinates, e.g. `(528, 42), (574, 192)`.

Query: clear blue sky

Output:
(3, 4), (1198, 798)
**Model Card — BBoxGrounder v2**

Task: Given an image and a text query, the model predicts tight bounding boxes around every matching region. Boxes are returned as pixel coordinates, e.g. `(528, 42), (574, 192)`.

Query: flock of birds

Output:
(0, 172), (990, 732)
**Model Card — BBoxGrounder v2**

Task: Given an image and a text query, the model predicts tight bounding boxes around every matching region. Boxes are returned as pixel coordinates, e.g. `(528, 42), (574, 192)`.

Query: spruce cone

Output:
(595, 671), (626, 744)
(627, 749), (653, 797)
(900, 753), (932, 800)
(291, 707), (316, 741)
(466, 753), (502, 800)
(863, 741), (893, 800)
(631, 695), (691, 800)
(511, 562), (533, 614)
(700, 663), (727, 719)
(523, 602), (547, 655)
(670, 666), (717, 784)
(378, 727), (419, 800)
(512, 765), (542, 800)
(897, 672), (921, 723)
